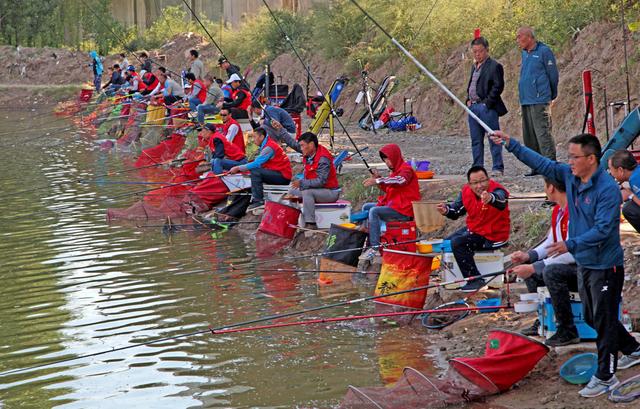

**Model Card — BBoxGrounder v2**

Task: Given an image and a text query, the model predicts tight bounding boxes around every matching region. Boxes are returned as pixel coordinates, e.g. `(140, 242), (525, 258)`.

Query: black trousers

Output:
(578, 266), (639, 380)
(623, 200), (640, 233)
(447, 228), (499, 278)
(525, 263), (578, 335)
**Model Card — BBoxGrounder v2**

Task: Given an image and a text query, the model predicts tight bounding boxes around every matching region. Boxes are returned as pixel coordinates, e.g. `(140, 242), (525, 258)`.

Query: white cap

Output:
(226, 73), (242, 84)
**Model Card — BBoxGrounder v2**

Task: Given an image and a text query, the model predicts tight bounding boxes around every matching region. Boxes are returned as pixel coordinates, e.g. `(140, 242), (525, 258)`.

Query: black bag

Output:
(216, 190), (251, 220)
(322, 224), (368, 267)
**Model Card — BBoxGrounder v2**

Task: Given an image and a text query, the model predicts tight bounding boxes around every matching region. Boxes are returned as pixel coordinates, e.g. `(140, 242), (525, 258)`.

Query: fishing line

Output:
(260, 0), (373, 173)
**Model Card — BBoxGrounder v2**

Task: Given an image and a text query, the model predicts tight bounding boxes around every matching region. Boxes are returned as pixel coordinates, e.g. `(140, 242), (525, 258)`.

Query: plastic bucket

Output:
(374, 249), (433, 309)
(79, 88), (93, 102)
(381, 221), (417, 253)
(412, 201), (446, 234)
(258, 201), (301, 239)
(323, 224), (368, 267)
(559, 353), (597, 385)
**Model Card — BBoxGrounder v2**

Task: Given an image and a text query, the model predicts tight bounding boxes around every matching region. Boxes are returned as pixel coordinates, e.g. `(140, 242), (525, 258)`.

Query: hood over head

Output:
(379, 143), (405, 171)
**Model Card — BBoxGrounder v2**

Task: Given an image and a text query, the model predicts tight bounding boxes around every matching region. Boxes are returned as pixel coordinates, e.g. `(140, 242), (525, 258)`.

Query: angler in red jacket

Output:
(361, 144), (421, 260)
(437, 165), (510, 292)
(227, 127), (292, 211)
(201, 124), (247, 174)
(288, 132), (341, 229)
(508, 177), (579, 347)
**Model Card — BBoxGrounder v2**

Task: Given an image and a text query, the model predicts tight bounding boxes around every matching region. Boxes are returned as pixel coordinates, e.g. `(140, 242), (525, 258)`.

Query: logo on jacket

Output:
(601, 285), (608, 292)
(584, 196), (591, 205)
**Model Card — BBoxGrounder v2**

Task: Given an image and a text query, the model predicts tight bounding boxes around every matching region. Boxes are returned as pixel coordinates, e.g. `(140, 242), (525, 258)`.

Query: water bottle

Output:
(622, 310), (633, 333)
(411, 157), (417, 170)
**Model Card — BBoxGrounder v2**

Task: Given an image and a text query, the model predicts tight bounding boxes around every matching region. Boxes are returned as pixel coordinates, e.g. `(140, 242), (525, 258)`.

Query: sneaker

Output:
(521, 319), (540, 336)
(545, 330), (580, 347)
(247, 201), (265, 211)
(460, 277), (486, 293)
(618, 347), (640, 370)
(578, 375), (619, 398)
(491, 170), (504, 177)
(360, 248), (378, 262)
(523, 170), (539, 177)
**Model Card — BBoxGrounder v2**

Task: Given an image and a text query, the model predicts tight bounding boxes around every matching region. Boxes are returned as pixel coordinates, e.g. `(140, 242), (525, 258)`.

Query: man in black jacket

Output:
(466, 37), (508, 176)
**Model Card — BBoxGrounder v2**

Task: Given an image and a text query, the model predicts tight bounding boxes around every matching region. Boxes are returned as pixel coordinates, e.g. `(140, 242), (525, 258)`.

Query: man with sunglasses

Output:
(491, 131), (640, 398)
(436, 165), (510, 292)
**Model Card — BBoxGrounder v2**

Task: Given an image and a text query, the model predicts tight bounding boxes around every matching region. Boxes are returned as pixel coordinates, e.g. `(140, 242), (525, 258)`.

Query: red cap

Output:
(474, 28), (481, 39)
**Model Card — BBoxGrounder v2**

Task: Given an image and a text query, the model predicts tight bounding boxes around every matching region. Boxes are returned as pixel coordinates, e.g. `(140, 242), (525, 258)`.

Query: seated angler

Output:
(288, 132), (341, 229)
(437, 165), (510, 292)
(227, 127), (292, 211)
(219, 108), (245, 154)
(157, 71), (185, 105)
(139, 71), (160, 96)
(251, 100), (300, 153)
(509, 177), (579, 346)
(222, 73), (252, 119)
(196, 75), (224, 126)
(102, 64), (125, 95)
(123, 65), (141, 94)
(184, 72), (208, 112)
(607, 150), (640, 234)
(360, 144), (421, 260)
(201, 124), (247, 175)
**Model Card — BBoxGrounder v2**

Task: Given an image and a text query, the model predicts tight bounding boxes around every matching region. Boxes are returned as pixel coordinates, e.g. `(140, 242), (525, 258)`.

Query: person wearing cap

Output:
(227, 127), (292, 211)
(222, 73), (252, 119)
(123, 65), (141, 93)
(184, 72), (208, 112)
(251, 100), (300, 153)
(196, 75), (224, 125)
(188, 49), (205, 80)
(218, 56), (248, 89)
(201, 124), (247, 174)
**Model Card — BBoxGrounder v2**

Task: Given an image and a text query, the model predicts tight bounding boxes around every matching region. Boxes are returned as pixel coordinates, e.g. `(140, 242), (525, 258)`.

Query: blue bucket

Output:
(560, 353), (597, 385)
(476, 298), (501, 313)
(350, 210), (369, 222)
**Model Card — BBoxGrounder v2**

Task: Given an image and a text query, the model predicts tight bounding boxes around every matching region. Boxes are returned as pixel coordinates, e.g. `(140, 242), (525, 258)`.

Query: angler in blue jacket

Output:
(516, 27), (559, 171)
(491, 130), (640, 398)
(89, 50), (103, 93)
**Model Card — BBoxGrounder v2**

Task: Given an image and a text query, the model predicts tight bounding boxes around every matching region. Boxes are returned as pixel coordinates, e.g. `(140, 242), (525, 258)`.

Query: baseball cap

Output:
(226, 73), (242, 84)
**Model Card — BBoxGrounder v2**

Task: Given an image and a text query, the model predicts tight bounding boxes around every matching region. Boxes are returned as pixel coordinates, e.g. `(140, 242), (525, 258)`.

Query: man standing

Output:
(188, 49), (205, 80)
(516, 26), (559, 174)
(437, 166), (510, 292)
(466, 36), (507, 177)
(289, 132), (341, 229)
(492, 131), (640, 398)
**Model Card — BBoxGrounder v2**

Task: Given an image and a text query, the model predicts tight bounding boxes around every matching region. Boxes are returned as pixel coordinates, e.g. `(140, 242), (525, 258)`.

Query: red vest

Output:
(222, 117), (245, 154)
(551, 204), (569, 242)
(262, 137), (292, 180)
(376, 163), (421, 217)
(191, 79), (208, 103)
(461, 180), (510, 242)
(208, 132), (245, 161)
(303, 145), (339, 189)
(232, 88), (252, 111)
(142, 73), (159, 93)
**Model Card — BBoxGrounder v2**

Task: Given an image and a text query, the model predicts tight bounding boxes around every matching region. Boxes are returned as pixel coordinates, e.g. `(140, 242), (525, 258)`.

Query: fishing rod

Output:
(229, 237), (424, 270)
(348, 0), (494, 135)
(255, 267), (379, 275)
(209, 305), (511, 335)
(135, 220), (260, 228)
(0, 270), (502, 378)
(260, 0), (373, 174)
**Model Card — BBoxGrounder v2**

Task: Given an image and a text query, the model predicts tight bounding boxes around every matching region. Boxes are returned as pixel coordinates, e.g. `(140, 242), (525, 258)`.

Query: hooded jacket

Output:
(89, 51), (103, 76)
(375, 144), (421, 217)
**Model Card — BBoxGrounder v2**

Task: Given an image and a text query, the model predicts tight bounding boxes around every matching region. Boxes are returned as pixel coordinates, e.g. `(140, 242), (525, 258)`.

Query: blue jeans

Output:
(189, 96), (202, 112)
(94, 74), (102, 93)
(250, 167), (290, 202)
(212, 157), (247, 174)
(468, 102), (503, 171)
(197, 104), (220, 124)
(362, 202), (412, 247)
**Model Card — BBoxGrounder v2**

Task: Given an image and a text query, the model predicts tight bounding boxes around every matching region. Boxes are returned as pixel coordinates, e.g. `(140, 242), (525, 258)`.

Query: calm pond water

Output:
(0, 111), (435, 408)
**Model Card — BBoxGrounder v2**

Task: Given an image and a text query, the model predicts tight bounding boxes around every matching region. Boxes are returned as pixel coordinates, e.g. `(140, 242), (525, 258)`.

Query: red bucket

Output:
(381, 221), (417, 253)
(79, 89), (93, 102)
(374, 249), (432, 309)
(291, 112), (302, 138)
(450, 329), (550, 392)
(258, 201), (301, 239)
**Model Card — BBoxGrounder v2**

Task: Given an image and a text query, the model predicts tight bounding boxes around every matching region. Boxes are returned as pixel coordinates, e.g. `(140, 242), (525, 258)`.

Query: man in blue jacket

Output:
(251, 101), (301, 153)
(491, 130), (640, 398)
(516, 27), (559, 174)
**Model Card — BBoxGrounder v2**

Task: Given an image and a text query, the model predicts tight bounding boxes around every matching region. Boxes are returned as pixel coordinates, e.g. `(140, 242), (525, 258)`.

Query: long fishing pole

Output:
(260, 0), (373, 173)
(0, 270), (502, 378)
(348, 0), (493, 134)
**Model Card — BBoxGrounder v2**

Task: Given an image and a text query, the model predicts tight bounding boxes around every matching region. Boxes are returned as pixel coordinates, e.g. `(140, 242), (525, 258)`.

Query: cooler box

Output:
(309, 200), (351, 229)
(537, 287), (622, 341)
(442, 252), (504, 289)
(264, 184), (290, 202)
(380, 221), (417, 253)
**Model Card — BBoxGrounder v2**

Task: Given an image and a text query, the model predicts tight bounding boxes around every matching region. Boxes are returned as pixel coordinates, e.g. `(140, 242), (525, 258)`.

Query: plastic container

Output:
(350, 210), (369, 223)
(514, 301), (538, 313)
(622, 309), (633, 332)
(476, 298), (501, 313)
(520, 293), (539, 302)
(258, 201), (301, 239)
(405, 160), (430, 171)
(560, 353), (598, 385)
